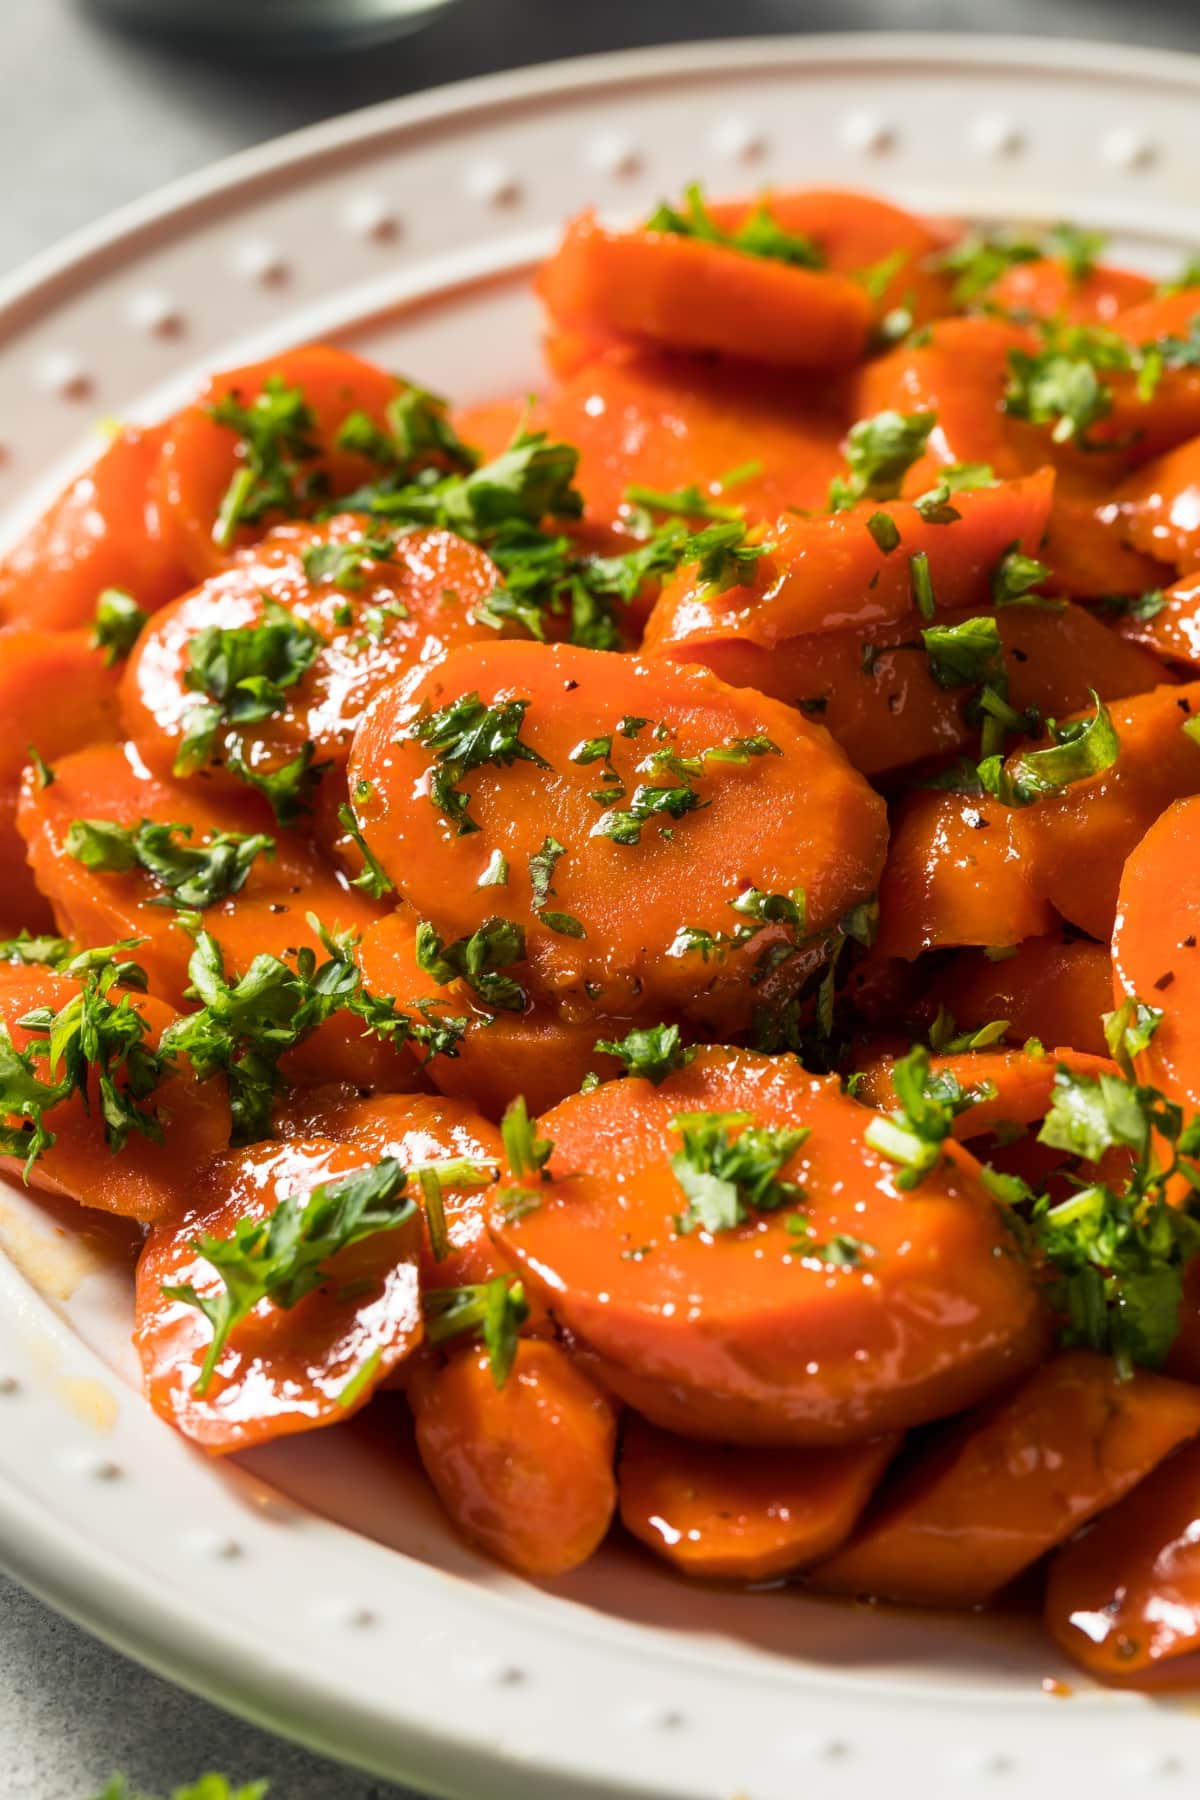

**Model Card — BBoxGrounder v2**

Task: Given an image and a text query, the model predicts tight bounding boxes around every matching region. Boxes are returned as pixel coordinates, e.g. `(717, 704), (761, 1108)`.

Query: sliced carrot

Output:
(618, 1414), (898, 1581)
(853, 1045), (1118, 1142)
(0, 626), (123, 928)
(409, 1339), (617, 1576)
(1114, 571), (1200, 668)
(122, 517), (501, 795)
(349, 640), (887, 1024)
(134, 1136), (423, 1452)
(643, 470), (1055, 652)
(1112, 795), (1200, 1108)
(0, 965), (230, 1225)
(16, 741), (385, 1009)
(540, 345), (850, 531)
(1045, 1437), (1200, 1684)
(1012, 680), (1200, 940)
(155, 344), (408, 581)
(1104, 435), (1200, 572)
(355, 911), (625, 1118)
(811, 1352), (1200, 1607)
(705, 187), (956, 328)
(492, 1047), (1044, 1447)
(651, 598), (1166, 779)
(537, 210), (873, 371)
(272, 1086), (502, 1289)
(989, 257), (1154, 325)
(875, 790), (1054, 961)
(0, 426), (189, 630)
(1037, 490), (1170, 599)
(1103, 288), (1200, 461)
(927, 936), (1115, 1058)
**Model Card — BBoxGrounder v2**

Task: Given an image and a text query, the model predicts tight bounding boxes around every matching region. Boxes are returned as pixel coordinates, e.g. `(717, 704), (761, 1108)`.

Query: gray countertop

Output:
(6, 2), (1200, 1796)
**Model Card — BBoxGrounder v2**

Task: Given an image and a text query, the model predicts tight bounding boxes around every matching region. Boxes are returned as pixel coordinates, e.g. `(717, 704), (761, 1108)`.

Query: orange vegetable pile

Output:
(9, 186), (1200, 1677)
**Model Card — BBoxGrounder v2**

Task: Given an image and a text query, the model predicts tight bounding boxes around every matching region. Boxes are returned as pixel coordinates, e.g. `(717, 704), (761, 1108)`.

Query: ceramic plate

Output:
(2, 33), (1200, 1800)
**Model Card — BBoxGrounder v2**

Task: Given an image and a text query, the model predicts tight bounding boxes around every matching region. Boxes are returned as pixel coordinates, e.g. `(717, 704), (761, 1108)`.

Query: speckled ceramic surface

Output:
(2, 35), (1200, 1800)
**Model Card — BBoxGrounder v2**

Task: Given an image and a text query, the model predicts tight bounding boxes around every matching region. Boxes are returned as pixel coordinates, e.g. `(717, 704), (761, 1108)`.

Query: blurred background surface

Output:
(6, 1), (1200, 1795)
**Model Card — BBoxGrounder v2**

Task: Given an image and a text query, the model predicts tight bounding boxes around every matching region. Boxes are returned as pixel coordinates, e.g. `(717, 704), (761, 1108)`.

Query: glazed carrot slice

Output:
(354, 911), (625, 1118)
(1104, 435), (1200, 572)
(0, 965), (231, 1225)
(1114, 571), (1200, 668)
(1037, 490), (1171, 600)
(1045, 1436), (1200, 1683)
(927, 937), (1115, 1059)
(491, 1047), (1044, 1447)
(16, 741), (385, 1008)
(0, 626), (123, 929)
(272, 1086), (503, 1289)
(540, 345), (851, 531)
(121, 517), (501, 800)
(1112, 796), (1200, 1109)
(1102, 288), (1200, 461)
(704, 187), (956, 328)
(1011, 680), (1200, 941)
(0, 425), (189, 630)
(853, 1045), (1118, 1142)
(134, 1137), (423, 1451)
(409, 1339), (618, 1577)
(618, 1414), (899, 1581)
(875, 790), (1054, 962)
(650, 598), (1166, 779)
(643, 470), (1055, 652)
(349, 640), (887, 1024)
(989, 257), (1153, 324)
(811, 1352), (1200, 1607)
(538, 211), (872, 372)
(155, 344), (411, 581)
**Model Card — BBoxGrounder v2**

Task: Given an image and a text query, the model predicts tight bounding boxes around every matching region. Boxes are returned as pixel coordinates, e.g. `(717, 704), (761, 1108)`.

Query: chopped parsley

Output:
(64, 818), (274, 911)
(593, 1022), (693, 1084)
(335, 800), (393, 899)
(828, 410), (936, 513)
(670, 1109), (809, 1235)
(592, 782), (704, 846)
(1102, 993), (1164, 1080)
(424, 1275), (529, 1388)
(921, 614), (1005, 691)
(300, 531), (402, 591)
(92, 587), (148, 665)
(645, 183), (825, 270)
(409, 692), (549, 836)
(334, 382), (479, 478)
(863, 1044), (993, 1188)
(414, 917), (527, 1013)
(979, 690), (1119, 808)
(210, 375), (321, 547)
(163, 1158), (417, 1395)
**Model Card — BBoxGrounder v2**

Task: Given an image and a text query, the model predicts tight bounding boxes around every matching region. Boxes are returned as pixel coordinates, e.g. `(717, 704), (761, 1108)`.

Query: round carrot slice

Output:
(1011, 681), (1200, 942)
(16, 740), (384, 1009)
(1113, 795), (1200, 1108)
(538, 210), (872, 372)
(155, 345), (413, 581)
(273, 1086), (502, 1289)
(813, 1352), (1200, 1608)
(989, 256), (1153, 325)
(121, 516), (501, 802)
(927, 936), (1115, 1059)
(355, 910), (626, 1118)
(643, 471), (1055, 652)
(134, 1136), (424, 1451)
(0, 964), (230, 1225)
(410, 1339), (617, 1576)
(1113, 571), (1200, 669)
(348, 640), (887, 1022)
(491, 1047), (1044, 1446)
(853, 1045), (1118, 1142)
(1106, 435), (1200, 573)
(1045, 1435), (1200, 1683)
(0, 425), (189, 630)
(618, 1414), (898, 1581)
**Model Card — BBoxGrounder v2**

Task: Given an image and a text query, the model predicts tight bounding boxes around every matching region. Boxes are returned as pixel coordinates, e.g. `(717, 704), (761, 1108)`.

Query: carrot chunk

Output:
(410, 1340), (617, 1576)
(813, 1352), (1200, 1607)
(927, 937), (1115, 1059)
(491, 1047), (1043, 1446)
(1112, 795), (1200, 1109)
(619, 1414), (898, 1581)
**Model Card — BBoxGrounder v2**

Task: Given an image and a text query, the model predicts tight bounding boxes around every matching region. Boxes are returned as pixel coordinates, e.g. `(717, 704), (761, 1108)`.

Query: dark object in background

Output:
(89, 0), (460, 52)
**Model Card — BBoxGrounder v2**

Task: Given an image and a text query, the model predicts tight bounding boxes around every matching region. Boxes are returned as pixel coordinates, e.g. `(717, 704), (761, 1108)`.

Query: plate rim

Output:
(4, 29), (1200, 1800)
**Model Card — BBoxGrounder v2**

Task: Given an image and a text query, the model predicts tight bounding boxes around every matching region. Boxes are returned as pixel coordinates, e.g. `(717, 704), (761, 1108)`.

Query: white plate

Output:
(2, 33), (1200, 1800)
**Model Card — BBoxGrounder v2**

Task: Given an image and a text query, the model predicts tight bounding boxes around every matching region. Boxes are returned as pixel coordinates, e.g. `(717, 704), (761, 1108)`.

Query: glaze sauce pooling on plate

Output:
(7, 186), (1200, 1668)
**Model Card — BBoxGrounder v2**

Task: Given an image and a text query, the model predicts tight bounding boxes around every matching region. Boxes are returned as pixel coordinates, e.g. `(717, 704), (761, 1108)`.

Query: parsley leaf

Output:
(92, 587), (148, 665)
(981, 690), (1119, 807)
(921, 614), (1005, 691)
(336, 799), (394, 898)
(670, 1109), (808, 1234)
(210, 375), (321, 547)
(300, 531), (402, 591)
(409, 692), (549, 836)
(645, 183), (825, 270)
(414, 917), (527, 1013)
(863, 1044), (992, 1188)
(594, 1022), (693, 1084)
(163, 1158), (417, 1395)
(64, 818), (274, 911)
(592, 783), (704, 846)
(424, 1274), (530, 1387)
(334, 382), (478, 478)
(828, 411), (936, 512)
(1103, 994), (1164, 1081)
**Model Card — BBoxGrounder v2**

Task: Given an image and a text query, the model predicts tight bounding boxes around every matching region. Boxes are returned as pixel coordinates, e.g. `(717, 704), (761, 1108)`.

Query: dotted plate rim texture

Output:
(3, 31), (1200, 1800)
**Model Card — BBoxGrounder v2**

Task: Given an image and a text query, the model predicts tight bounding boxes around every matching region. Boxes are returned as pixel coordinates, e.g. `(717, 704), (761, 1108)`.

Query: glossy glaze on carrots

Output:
(7, 187), (1200, 1681)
